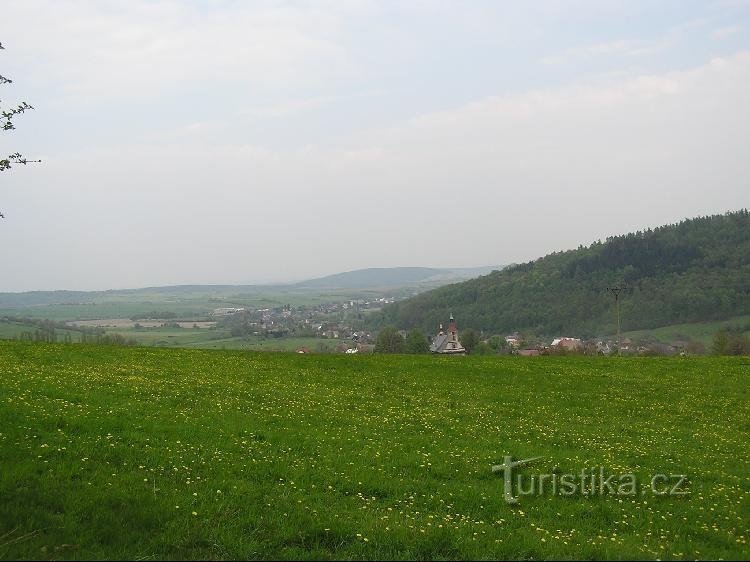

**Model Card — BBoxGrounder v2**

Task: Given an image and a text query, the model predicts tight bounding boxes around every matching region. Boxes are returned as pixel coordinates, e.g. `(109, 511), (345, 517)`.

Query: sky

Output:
(1, 0), (749, 291)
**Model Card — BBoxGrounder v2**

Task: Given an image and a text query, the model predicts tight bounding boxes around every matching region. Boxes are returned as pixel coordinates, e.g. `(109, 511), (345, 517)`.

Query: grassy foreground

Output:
(0, 342), (747, 560)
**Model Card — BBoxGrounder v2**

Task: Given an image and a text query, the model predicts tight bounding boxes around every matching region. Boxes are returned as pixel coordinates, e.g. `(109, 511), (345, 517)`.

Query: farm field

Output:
(0, 319), (230, 347)
(181, 336), (351, 353)
(0, 285), (394, 323)
(100, 327), (232, 348)
(620, 315), (750, 347)
(86, 330), (337, 352)
(0, 318), (350, 352)
(0, 341), (747, 560)
(0, 319), (83, 343)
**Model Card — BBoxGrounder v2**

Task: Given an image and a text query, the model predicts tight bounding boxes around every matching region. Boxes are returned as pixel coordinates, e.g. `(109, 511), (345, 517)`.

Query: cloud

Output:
(3, 0), (750, 290)
(1, 1), (357, 103)
(542, 39), (666, 65)
(241, 96), (343, 119)
(712, 25), (743, 39)
(540, 14), (724, 66)
(4, 51), (748, 290)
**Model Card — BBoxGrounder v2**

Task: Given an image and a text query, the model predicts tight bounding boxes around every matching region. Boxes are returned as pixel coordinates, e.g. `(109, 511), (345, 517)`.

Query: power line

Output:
(603, 285), (633, 355)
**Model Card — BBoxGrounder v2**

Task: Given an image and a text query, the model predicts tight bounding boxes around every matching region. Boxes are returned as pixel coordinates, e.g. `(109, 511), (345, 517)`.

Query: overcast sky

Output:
(1, 1), (749, 291)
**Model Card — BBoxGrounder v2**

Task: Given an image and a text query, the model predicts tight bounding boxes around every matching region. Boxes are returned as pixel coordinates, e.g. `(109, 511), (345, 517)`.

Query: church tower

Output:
(430, 313), (466, 354)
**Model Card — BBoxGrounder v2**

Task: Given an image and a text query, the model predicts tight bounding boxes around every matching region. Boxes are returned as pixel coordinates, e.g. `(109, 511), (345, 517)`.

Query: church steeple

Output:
(430, 313), (465, 354)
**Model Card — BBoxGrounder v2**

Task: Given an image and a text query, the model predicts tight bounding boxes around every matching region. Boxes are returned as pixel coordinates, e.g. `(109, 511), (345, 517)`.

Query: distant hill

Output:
(375, 210), (750, 338)
(293, 266), (500, 290)
(0, 266), (501, 309)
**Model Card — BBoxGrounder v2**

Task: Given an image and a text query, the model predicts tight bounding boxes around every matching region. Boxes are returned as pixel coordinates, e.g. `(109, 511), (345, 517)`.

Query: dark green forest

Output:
(375, 210), (750, 337)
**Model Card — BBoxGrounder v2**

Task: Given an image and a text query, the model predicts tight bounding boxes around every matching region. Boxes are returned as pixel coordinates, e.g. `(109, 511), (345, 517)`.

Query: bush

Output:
(712, 328), (750, 355)
(375, 326), (404, 354)
(473, 341), (495, 355)
(404, 329), (429, 354)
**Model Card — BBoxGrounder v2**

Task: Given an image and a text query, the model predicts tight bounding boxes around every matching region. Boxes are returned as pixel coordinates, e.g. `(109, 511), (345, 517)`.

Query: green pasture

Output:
(0, 302), (213, 322)
(0, 287), (385, 323)
(0, 319), (84, 343)
(101, 330), (339, 352)
(0, 342), (747, 560)
(104, 327), (231, 348)
(0, 319), (343, 352)
(194, 336), (351, 352)
(620, 314), (750, 346)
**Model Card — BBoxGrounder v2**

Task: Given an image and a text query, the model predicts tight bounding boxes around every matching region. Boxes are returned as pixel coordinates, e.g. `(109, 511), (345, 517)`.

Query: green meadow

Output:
(620, 314), (750, 347)
(0, 341), (747, 560)
(0, 318), (353, 353)
(0, 286), (388, 322)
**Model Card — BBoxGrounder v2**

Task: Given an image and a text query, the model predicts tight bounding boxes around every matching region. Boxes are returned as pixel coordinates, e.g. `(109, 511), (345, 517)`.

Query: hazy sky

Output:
(1, 0), (749, 291)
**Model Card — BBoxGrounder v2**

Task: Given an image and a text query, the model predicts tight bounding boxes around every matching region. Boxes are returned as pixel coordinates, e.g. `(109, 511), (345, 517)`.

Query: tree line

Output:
(374, 326), (509, 355)
(374, 325), (749, 356)
(2, 315), (137, 346)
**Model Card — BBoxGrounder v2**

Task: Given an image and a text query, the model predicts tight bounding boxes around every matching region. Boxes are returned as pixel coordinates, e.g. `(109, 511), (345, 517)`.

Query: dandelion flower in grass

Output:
(192, 511), (198, 516)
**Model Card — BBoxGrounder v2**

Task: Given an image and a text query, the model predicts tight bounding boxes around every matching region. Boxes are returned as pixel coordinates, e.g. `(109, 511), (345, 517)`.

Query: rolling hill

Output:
(375, 210), (750, 338)
(292, 266), (500, 289)
(0, 267), (500, 311)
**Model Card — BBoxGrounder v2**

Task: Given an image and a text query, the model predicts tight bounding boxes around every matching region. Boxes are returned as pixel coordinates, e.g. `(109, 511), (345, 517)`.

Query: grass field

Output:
(0, 287), (387, 323)
(180, 336), (350, 352)
(0, 319), (346, 352)
(0, 320), (84, 343)
(104, 327), (232, 348)
(84, 329), (339, 352)
(620, 315), (750, 347)
(0, 341), (747, 560)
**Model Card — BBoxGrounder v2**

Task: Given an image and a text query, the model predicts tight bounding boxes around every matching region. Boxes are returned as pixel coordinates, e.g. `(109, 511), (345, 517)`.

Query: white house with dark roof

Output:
(430, 314), (466, 354)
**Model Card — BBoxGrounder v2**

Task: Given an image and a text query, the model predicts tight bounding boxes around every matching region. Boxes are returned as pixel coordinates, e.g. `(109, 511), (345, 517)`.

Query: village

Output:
(213, 300), (699, 356)
(213, 297), (388, 352)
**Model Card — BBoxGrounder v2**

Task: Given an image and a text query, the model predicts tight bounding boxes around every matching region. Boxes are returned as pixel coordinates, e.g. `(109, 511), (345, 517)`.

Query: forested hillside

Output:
(376, 210), (750, 337)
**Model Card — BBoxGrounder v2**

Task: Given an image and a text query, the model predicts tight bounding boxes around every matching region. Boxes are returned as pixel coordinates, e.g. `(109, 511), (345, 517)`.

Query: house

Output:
(351, 331), (371, 343)
(212, 307), (245, 316)
(505, 335), (521, 348)
(430, 314), (466, 355)
(550, 337), (582, 350)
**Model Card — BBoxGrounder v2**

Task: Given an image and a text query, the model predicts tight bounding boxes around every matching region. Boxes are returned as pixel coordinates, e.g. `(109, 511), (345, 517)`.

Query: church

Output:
(429, 314), (466, 354)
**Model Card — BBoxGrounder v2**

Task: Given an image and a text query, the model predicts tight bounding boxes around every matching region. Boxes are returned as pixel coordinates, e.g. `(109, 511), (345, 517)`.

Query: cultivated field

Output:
(0, 341), (747, 560)
(65, 320), (217, 329)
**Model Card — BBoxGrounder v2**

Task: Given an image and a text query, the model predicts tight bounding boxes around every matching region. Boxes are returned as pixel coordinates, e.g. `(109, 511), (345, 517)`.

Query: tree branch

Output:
(2, 101), (33, 130)
(0, 152), (41, 172)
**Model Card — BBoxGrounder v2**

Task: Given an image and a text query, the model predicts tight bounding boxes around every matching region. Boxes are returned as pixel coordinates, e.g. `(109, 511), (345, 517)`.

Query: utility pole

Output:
(604, 285), (631, 356)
